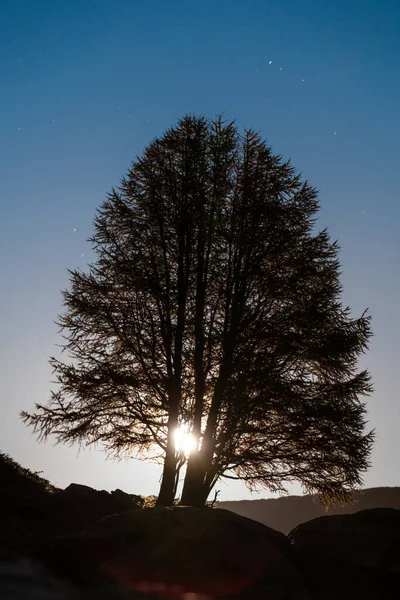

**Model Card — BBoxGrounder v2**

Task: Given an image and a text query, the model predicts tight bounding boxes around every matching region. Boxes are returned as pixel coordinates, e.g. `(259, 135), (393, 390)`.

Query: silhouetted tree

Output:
(22, 115), (374, 507)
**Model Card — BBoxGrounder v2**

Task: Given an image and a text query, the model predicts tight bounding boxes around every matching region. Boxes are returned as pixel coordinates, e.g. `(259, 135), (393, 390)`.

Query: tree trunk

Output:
(181, 374), (226, 507)
(157, 405), (179, 506)
(157, 442), (177, 506)
(180, 466), (213, 507)
(180, 451), (206, 506)
(180, 446), (217, 507)
(180, 477), (210, 507)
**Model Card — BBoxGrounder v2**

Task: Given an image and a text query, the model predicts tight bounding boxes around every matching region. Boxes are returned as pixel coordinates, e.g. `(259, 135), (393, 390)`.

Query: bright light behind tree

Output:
(174, 425), (196, 456)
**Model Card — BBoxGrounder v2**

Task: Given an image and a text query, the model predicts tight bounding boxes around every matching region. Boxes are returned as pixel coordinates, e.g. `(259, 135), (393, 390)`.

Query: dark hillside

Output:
(219, 486), (400, 533)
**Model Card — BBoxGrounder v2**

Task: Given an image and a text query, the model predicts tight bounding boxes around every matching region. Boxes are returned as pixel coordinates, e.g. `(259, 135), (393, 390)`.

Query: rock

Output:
(288, 508), (400, 599)
(59, 483), (143, 511)
(38, 507), (309, 599)
(63, 483), (98, 495)
(51, 484), (143, 536)
(111, 489), (144, 511)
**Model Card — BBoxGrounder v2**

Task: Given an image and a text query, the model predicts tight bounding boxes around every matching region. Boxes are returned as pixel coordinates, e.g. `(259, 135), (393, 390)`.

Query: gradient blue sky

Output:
(1, 0), (399, 501)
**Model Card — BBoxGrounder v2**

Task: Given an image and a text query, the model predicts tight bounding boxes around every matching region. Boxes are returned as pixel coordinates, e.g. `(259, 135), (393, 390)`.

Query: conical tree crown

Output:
(22, 115), (373, 506)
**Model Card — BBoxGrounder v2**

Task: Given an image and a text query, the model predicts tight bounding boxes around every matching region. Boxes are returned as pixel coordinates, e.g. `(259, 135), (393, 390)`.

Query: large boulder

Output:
(288, 508), (400, 599)
(38, 506), (310, 599)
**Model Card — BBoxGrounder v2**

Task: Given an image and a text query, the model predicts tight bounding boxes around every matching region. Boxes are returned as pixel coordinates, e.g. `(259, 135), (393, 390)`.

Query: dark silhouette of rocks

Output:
(288, 508), (400, 599)
(37, 507), (309, 599)
(0, 453), (143, 561)
(2, 453), (400, 599)
(219, 486), (400, 533)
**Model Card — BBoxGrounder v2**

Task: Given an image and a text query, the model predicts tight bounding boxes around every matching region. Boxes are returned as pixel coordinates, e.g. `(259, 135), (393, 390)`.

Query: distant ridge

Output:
(218, 487), (400, 534)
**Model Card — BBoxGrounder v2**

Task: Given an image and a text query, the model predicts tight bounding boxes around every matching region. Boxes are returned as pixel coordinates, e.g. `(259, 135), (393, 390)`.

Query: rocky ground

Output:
(1, 453), (400, 599)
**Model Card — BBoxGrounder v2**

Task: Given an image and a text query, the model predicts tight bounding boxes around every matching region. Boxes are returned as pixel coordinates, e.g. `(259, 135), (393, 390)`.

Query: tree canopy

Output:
(22, 115), (374, 507)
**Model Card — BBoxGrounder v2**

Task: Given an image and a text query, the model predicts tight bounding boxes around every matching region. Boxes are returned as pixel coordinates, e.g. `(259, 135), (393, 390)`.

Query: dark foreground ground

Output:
(1, 452), (400, 599)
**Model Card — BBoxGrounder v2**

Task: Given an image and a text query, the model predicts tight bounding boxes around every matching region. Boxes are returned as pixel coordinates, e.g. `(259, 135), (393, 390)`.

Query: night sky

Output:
(1, 0), (399, 501)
